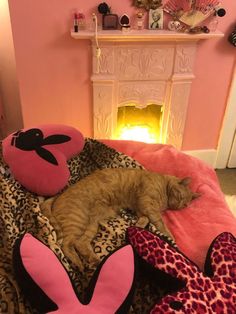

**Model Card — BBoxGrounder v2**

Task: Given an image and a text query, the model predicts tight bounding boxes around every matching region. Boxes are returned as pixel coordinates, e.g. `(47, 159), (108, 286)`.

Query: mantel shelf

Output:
(71, 29), (224, 42)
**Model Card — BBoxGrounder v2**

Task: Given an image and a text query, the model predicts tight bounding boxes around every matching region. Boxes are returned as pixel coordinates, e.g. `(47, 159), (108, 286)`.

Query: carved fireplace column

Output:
(165, 44), (197, 148)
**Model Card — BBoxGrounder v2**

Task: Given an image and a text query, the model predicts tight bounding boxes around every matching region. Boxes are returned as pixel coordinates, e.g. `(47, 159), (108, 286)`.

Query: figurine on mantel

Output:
(119, 14), (131, 32)
(135, 10), (145, 30)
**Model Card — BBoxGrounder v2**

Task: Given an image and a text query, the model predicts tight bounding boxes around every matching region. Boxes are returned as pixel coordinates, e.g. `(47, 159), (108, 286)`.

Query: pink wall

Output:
(0, 0), (23, 136)
(8, 0), (236, 150)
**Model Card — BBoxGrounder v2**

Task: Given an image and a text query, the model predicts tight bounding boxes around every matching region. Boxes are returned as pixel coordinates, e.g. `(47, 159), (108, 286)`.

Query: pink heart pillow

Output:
(2, 124), (84, 196)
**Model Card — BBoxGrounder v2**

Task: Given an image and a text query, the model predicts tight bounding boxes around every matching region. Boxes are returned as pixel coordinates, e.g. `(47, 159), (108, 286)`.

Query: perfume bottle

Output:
(78, 12), (86, 30)
(102, 14), (118, 30)
(135, 11), (144, 30)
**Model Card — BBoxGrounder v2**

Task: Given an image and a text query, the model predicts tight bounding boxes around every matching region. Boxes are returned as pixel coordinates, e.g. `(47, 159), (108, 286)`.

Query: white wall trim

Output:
(183, 149), (217, 168)
(215, 57), (236, 169)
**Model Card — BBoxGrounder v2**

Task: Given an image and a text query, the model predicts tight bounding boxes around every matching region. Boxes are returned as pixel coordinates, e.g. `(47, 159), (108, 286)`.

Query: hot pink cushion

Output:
(102, 140), (236, 270)
(14, 233), (135, 314)
(2, 124), (84, 196)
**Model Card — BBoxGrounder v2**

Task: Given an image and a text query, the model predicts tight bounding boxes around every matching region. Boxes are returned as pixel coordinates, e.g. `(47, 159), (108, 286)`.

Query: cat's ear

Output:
(179, 177), (191, 186)
(167, 179), (184, 209)
(192, 192), (200, 199)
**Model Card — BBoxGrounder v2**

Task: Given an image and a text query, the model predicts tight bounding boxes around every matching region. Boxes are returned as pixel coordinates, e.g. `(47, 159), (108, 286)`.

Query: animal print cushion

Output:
(127, 227), (236, 313)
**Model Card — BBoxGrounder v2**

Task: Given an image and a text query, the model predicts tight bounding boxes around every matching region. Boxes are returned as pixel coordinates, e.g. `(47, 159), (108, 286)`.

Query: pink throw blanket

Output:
(102, 140), (236, 270)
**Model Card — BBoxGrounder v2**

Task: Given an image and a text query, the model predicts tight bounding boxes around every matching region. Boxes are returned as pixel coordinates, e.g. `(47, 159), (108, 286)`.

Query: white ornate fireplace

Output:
(72, 30), (223, 149)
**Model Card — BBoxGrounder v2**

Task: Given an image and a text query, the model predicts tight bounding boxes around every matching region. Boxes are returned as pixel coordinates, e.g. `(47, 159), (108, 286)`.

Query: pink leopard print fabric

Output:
(127, 227), (236, 314)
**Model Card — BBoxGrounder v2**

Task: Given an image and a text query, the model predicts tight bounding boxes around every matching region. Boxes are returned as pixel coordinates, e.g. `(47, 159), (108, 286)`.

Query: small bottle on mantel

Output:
(78, 11), (86, 30)
(135, 11), (144, 30)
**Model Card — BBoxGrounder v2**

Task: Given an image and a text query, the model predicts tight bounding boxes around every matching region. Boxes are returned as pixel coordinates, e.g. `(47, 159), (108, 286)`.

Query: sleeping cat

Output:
(41, 168), (198, 269)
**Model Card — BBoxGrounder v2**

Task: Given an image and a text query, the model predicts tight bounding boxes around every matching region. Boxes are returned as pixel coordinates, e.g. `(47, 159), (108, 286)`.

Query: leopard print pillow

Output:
(127, 227), (236, 313)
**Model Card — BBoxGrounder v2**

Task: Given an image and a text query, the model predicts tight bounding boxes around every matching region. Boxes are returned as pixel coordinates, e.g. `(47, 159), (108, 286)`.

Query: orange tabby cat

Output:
(41, 168), (198, 269)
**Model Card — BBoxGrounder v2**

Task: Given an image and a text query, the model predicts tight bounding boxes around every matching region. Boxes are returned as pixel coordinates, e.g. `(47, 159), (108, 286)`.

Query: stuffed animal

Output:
(13, 233), (136, 314)
(2, 124), (84, 196)
(127, 227), (236, 313)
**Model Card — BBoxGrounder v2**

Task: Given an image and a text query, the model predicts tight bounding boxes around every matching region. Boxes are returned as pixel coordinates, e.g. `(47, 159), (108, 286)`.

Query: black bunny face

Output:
(11, 128), (71, 165)
(12, 129), (44, 150)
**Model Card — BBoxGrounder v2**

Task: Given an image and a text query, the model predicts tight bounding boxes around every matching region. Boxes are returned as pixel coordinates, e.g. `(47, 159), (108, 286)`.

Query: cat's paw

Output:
(88, 252), (100, 266)
(135, 216), (149, 228)
(75, 240), (100, 266)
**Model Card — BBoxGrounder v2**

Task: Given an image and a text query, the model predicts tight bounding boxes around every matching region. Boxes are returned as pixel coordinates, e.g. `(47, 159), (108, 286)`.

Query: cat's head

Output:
(167, 177), (199, 210)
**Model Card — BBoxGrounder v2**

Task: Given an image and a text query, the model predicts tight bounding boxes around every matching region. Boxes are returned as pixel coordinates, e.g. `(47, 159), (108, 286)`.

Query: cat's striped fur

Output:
(41, 168), (198, 269)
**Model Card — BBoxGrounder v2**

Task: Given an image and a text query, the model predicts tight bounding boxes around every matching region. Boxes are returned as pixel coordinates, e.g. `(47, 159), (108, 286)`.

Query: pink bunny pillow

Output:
(127, 227), (236, 314)
(2, 124), (84, 196)
(13, 233), (136, 314)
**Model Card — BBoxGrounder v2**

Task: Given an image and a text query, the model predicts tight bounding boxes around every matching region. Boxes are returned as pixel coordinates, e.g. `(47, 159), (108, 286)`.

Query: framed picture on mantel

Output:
(149, 8), (163, 30)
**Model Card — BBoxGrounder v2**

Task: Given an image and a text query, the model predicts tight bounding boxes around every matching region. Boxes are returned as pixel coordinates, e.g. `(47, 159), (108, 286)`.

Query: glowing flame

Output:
(116, 104), (162, 143)
(118, 125), (157, 143)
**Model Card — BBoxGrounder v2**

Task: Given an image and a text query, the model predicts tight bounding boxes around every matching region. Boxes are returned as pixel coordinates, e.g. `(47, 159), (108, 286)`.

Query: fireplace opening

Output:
(115, 104), (163, 143)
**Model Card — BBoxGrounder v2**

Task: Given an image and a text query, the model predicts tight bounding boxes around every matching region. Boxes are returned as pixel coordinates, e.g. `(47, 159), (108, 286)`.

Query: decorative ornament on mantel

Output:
(133, 0), (162, 10)
(164, 0), (226, 31)
(98, 2), (118, 30)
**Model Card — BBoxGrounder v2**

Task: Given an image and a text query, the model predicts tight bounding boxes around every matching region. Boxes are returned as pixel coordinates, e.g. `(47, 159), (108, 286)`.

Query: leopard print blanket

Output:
(0, 138), (176, 314)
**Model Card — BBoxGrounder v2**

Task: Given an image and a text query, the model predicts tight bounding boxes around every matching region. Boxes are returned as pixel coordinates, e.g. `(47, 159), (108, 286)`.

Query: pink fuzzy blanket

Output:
(102, 140), (236, 270)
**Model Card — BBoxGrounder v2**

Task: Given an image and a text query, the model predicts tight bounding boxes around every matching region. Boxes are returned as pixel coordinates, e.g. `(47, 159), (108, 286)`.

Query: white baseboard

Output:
(183, 149), (217, 168)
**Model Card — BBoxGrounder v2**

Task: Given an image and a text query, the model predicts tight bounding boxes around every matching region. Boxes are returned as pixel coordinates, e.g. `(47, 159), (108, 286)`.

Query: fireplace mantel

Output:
(71, 29), (223, 42)
(71, 30), (223, 149)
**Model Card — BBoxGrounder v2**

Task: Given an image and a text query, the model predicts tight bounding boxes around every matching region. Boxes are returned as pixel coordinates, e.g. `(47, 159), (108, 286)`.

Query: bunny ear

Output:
(85, 245), (136, 314)
(204, 232), (236, 278)
(35, 147), (59, 165)
(127, 227), (200, 283)
(13, 233), (82, 313)
(13, 234), (136, 314)
(42, 134), (71, 146)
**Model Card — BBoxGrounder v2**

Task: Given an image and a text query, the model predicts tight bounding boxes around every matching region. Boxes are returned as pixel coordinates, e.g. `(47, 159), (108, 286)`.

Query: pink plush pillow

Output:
(2, 124), (84, 196)
(13, 233), (136, 314)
